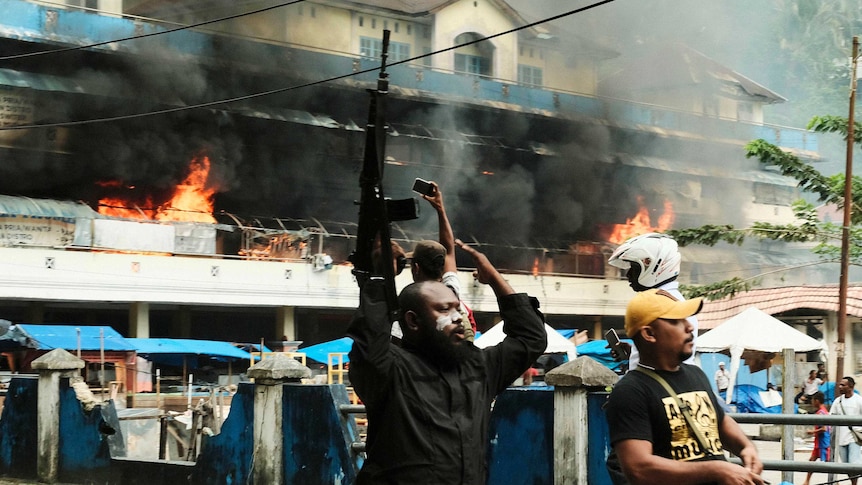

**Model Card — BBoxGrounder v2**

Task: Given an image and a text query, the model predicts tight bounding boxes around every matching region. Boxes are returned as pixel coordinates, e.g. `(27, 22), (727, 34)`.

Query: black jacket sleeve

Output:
(482, 293), (547, 395)
(346, 278), (395, 408)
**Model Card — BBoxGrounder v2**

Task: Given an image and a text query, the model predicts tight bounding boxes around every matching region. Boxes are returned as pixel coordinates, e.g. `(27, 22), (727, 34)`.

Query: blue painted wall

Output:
(487, 387), (614, 485)
(0, 376), (38, 478)
(192, 382), (255, 484)
(588, 392), (614, 485)
(282, 384), (358, 484)
(58, 380), (123, 482)
(487, 387), (555, 484)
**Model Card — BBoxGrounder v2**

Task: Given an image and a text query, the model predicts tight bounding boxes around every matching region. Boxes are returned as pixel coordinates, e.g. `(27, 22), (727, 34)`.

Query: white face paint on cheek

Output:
(435, 314), (453, 331)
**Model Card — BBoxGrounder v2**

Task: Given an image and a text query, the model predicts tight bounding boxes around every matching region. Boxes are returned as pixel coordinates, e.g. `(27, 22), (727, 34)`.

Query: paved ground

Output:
(755, 438), (822, 485)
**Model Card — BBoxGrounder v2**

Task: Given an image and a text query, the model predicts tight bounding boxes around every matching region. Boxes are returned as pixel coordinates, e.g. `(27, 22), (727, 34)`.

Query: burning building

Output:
(0, 0), (828, 345)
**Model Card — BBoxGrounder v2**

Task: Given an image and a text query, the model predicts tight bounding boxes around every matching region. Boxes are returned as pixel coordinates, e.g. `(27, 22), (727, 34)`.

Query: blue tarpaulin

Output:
(732, 384), (782, 414)
(300, 337), (352, 365)
(0, 324), (136, 351)
(127, 338), (252, 367)
(576, 339), (630, 372)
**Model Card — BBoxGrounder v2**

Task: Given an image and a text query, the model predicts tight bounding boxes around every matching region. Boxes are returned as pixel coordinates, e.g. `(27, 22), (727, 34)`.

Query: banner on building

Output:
(0, 215), (76, 247)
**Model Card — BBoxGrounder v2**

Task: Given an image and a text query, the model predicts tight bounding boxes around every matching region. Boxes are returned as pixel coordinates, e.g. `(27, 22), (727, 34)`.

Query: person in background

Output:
(797, 369), (823, 404)
(607, 232), (695, 371)
(714, 361), (730, 398)
(830, 376), (862, 485)
(802, 391), (830, 485)
(816, 362), (827, 381)
(348, 240), (546, 484)
(391, 181), (477, 342)
(605, 289), (764, 485)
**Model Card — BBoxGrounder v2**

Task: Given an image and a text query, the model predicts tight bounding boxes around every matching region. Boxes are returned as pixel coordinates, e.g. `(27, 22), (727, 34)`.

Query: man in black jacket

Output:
(348, 239), (547, 484)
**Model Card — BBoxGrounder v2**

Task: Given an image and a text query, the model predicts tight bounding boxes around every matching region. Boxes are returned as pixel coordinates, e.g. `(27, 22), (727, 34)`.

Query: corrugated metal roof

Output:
(0, 195), (100, 219)
(698, 285), (862, 329)
(0, 68), (85, 94)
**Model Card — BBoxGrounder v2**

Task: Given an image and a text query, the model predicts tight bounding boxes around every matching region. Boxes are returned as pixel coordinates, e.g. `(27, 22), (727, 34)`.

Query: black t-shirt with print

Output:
(606, 363), (728, 463)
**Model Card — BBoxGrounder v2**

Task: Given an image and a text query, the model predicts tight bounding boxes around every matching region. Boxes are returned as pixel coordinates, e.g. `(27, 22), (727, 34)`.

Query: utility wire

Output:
(0, 0), (616, 131)
(0, 0), (306, 61)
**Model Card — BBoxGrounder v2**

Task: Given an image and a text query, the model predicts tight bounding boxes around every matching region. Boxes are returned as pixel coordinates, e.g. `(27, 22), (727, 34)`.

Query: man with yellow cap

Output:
(604, 289), (765, 485)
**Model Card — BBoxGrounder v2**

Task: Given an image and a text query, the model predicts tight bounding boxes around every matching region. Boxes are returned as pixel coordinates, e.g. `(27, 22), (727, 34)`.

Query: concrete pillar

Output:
(129, 302), (150, 338)
(276, 306), (296, 341)
(175, 307), (192, 337)
(247, 353), (311, 485)
(27, 301), (45, 324)
(31, 349), (85, 483)
(591, 317), (603, 340)
(545, 356), (620, 485)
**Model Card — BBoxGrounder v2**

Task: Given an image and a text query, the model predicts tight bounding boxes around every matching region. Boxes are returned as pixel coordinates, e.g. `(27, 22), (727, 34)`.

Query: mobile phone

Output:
(605, 328), (629, 359)
(412, 178), (434, 196)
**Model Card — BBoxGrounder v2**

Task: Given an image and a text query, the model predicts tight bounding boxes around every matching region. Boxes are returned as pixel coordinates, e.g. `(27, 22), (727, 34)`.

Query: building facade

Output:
(0, 0), (833, 355)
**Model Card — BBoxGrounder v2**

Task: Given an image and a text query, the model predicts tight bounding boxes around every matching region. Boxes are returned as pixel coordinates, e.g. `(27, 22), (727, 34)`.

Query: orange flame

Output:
(154, 156), (216, 223)
(98, 156), (217, 223)
(606, 197), (675, 244)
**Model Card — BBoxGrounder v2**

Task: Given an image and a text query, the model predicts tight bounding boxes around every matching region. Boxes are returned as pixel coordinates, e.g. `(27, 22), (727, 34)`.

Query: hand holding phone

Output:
(605, 328), (630, 360)
(412, 178), (435, 197)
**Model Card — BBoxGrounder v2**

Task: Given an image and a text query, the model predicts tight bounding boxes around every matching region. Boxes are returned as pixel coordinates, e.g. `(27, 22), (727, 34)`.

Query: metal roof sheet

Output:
(0, 195), (100, 219)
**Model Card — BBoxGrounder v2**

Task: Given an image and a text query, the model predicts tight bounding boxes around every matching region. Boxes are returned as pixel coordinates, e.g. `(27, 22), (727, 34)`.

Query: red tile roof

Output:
(698, 285), (862, 329)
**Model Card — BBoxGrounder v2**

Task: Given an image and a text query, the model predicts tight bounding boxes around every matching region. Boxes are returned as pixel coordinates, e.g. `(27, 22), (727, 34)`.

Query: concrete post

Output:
(129, 302), (150, 338)
(276, 306), (296, 341)
(545, 356), (620, 485)
(31, 349), (85, 483)
(247, 353), (311, 485)
(781, 347), (795, 485)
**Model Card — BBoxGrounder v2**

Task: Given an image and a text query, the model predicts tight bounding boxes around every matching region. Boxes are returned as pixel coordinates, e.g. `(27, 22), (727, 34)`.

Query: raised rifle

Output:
(349, 29), (418, 321)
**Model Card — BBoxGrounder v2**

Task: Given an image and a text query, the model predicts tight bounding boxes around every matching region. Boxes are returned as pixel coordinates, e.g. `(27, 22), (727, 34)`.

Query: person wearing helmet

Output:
(607, 232), (698, 371)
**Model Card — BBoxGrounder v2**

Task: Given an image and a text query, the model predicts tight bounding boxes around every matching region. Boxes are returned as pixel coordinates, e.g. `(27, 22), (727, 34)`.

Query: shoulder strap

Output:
(635, 366), (719, 457)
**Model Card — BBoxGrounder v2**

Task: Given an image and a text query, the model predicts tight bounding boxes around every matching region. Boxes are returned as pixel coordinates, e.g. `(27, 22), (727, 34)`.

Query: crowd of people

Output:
(344, 180), (844, 484)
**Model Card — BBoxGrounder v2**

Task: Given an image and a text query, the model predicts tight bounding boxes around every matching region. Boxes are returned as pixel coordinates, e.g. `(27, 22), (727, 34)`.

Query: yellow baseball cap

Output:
(625, 289), (703, 337)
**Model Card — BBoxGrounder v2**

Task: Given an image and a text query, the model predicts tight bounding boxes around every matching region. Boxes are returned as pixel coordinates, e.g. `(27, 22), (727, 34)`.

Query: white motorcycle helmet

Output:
(608, 232), (681, 289)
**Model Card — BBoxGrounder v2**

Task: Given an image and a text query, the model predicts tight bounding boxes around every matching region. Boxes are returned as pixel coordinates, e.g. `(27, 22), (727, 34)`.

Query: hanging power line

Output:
(0, 0), (616, 131)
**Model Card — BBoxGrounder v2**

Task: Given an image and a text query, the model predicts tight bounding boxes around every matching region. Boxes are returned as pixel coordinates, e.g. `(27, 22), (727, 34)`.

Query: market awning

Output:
(299, 337), (352, 365)
(0, 324), (136, 352)
(127, 338), (252, 367)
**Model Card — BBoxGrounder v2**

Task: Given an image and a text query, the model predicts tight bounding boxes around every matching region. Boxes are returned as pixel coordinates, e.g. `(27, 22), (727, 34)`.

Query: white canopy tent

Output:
(696, 306), (824, 403)
(474, 322), (577, 361)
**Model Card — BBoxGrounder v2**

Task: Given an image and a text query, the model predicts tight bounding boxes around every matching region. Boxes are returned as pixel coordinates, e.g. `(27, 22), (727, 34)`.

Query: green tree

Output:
(668, 115), (862, 300)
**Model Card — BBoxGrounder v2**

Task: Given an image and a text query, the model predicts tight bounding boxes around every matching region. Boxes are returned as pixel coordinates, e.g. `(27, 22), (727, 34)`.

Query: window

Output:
(311, 6), (316, 17)
(359, 16), (364, 27)
(455, 54), (490, 75)
(423, 26), (431, 39)
(361, 37), (410, 62)
(423, 47), (432, 67)
(372, 18), (376, 29)
(384, 20), (388, 30)
(394, 22), (399, 33)
(407, 24), (412, 36)
(518, 65), (543, 86)
(454, 32), (493, 76)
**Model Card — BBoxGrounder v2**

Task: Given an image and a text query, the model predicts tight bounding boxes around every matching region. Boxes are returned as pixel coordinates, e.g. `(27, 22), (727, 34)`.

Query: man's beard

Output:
(424, 328), (473, 369)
